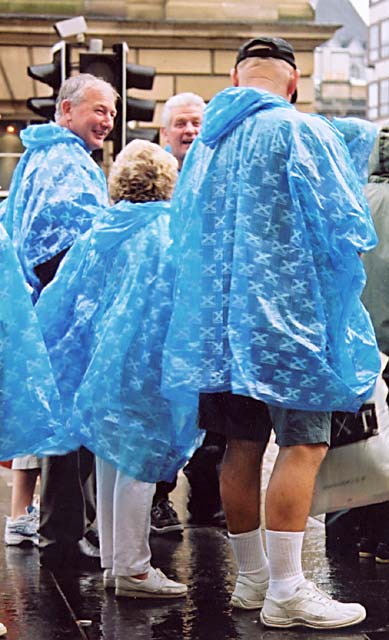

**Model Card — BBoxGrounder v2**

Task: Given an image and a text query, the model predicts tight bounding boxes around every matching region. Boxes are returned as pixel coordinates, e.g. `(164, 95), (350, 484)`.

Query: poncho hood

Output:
(200, 87), (292, 147)
(21, 122), (89, 152)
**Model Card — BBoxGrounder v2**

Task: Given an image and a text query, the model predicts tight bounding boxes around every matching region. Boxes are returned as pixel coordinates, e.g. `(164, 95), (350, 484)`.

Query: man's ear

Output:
(160, 126), (168, 147)
(61, 99), (72, 116)
(230, 66), (239, 87)
(287, 68), (300, 103)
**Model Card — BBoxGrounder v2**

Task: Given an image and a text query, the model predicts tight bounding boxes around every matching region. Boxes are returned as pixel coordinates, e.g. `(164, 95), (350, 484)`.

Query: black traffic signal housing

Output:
(79, 42), (157, 156)
(27, 41), (71, 120)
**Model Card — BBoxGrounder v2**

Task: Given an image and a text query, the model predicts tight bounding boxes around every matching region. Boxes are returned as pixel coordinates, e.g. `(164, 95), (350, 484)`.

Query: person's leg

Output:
(221, 438), (270, 609)
(261, 408), (366, 630)
(113, 470), (187, 599)
(39, 450), (85, 569)
(78, 447), (99, 556)
(202, 392), (272, 609)
(95, 457), (115, 572)
(220, 438), (266, 534)
(184, 431), (226, 525)
(264, 443), (327, 599)
(4, 457), (41, 546)
(113, 472), (154, 578)
(265, 443), (327, 532)
(78, 446), (97, 534)
(150, 477), (183, 535)
(11, 469), (40, 519)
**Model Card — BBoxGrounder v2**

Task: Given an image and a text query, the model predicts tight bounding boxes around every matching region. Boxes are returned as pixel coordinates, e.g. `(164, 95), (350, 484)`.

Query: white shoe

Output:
(4, 506), (39, 546)
(115, 567), (188, 599)
(260, 580), (366, 629)
(78, 536), (100, 558)
(103, 569), (115, 589)
(0, 622), (6, 636)
(230, 574), (269, 610)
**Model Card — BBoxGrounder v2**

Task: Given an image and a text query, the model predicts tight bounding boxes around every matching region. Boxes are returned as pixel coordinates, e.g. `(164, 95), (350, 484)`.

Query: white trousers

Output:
(96, 457), (155, 576)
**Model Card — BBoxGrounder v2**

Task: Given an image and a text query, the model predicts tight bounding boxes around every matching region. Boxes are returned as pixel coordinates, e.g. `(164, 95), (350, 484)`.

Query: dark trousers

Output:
(39, 446), (96, 566)
(153, 432), (226, 517)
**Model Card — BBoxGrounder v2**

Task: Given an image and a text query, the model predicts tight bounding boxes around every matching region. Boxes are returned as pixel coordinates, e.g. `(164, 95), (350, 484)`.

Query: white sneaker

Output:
(4, 505), (39, 546)
(0, 622), (7, 637)
(78, 536), (100, 558)
(260, 580), (366, 629)
(230, 574), (269, 610)
(115, 567), (188, 599)
(103, 569), (115, 589)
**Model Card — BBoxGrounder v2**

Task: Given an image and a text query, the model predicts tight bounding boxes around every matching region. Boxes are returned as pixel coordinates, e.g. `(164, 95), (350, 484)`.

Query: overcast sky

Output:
(349, 0), (369, 23)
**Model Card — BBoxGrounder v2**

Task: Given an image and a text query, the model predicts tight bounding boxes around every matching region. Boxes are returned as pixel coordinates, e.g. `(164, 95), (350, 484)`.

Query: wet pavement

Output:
(1, 443), (389, 640)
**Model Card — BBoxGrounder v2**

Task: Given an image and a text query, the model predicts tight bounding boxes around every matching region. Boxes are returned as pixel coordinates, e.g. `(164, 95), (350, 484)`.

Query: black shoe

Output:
(187, 509), (226, 528)
(358, 537), (377, 559)
(150, 500), (183, 535)
(376, 542), (389, 564)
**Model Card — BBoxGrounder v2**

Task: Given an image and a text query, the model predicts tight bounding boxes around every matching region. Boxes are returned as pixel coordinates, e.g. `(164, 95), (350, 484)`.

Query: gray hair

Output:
(54, 73), (118, 121)
(161, 92), (205, 129)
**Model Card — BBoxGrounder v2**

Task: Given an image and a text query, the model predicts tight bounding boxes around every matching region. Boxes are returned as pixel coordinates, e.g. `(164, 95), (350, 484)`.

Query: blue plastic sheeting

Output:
(332, 116), (378, 186)
(2, 123), (109, 300)
(162, 87), (380, 413)
(0, 223), (71, 460)
(36, 201), (202, 482)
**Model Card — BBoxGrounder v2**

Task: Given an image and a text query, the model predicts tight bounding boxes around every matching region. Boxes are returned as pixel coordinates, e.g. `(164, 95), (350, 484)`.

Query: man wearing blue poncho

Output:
(162, 37), (380, 629)
(2, 73), (117, 570)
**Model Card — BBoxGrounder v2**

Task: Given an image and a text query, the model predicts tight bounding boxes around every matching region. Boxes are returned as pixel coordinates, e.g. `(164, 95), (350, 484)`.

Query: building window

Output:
(370, 19), (389, 63)
(370, 23), (380, 62)
(380, 78), (389, 116)
(368, 81), (379, 120)
(382, 20), (389, 58)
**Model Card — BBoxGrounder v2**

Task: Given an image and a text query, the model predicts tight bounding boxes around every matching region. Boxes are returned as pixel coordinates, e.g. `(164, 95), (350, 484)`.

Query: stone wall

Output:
(0, 1), (336, 123)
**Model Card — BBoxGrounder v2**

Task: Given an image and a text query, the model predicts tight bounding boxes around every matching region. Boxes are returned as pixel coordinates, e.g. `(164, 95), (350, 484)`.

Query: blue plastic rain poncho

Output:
(36, 201), (202, 482)
(332, 116), (378, 187)
(0, 223), (71, 459)
(162, 87), (380, 412)
(2, 123), (109, 300)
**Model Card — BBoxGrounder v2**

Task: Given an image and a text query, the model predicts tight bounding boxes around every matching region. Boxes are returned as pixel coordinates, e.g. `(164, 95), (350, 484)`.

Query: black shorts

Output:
(198, 391), (273, 442)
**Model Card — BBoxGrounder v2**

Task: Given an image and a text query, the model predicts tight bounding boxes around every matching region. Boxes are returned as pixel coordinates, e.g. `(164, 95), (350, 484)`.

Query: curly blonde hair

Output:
(108, 139), (178, 203)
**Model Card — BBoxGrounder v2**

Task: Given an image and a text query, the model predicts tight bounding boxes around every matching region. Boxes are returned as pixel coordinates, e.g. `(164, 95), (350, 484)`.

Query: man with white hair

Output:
(152, 92), (227, 536)
(160, 92), (204, 169)
(3, 73), (117, 571)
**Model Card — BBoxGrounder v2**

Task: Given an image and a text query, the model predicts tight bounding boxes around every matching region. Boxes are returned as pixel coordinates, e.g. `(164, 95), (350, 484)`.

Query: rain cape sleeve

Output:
(162, 89), (380, 412)
(36, 201), (202, 482)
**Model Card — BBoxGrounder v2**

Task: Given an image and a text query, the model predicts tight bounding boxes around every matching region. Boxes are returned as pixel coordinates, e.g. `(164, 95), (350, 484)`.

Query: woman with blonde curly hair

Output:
(37, 139), (201, 598)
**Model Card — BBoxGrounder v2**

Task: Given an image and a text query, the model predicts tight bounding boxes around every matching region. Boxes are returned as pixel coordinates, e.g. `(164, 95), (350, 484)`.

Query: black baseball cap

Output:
(235, 37), (298, 103)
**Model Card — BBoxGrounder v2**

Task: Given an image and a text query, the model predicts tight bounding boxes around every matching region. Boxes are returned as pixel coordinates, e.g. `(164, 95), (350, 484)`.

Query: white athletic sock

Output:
(228, 528), (269, 582)
(265, 529), (306, 599)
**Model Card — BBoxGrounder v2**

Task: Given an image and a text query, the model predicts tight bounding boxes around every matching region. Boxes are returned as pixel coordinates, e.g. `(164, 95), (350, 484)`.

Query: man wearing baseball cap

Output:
(162, 36), (379, 629)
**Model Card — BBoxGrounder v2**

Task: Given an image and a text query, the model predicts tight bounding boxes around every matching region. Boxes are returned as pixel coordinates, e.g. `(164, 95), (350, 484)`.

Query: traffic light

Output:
(79, 42), (157, 156)
(27, 41), (71, 120)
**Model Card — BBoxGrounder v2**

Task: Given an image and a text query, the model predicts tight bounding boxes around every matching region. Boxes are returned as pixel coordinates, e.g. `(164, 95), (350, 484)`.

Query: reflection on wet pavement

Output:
(1, 448), (389, 639)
